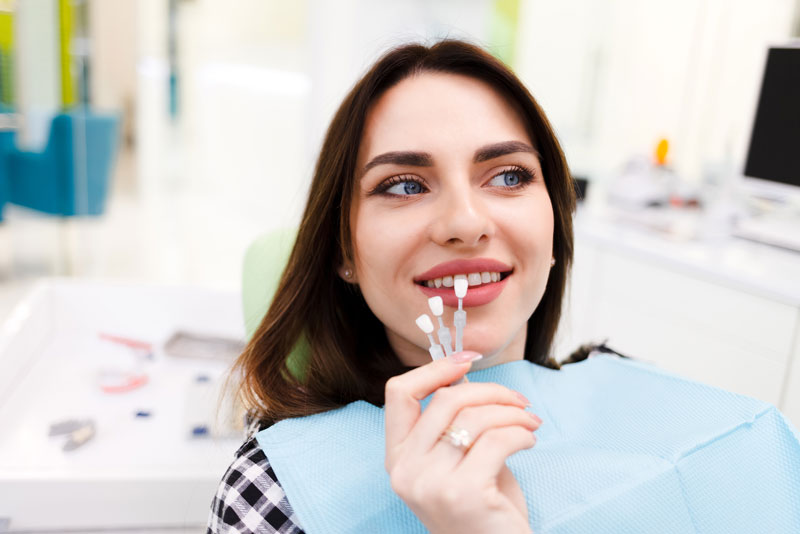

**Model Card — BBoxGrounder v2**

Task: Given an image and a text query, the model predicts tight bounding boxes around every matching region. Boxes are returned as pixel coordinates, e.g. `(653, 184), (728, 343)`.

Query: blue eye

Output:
(386, 180), (423, 195)
(487, 166), (535, 189)
(374, 177), (427, 197)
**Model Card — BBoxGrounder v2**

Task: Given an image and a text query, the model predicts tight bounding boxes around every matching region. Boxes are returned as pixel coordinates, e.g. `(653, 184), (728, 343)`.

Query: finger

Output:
(384, 351), (482, 453)
(403, 382), (531, 454)
(457, 425), (537, 480)
(427, 404), (541, 469)
(498, 465), (529, 517)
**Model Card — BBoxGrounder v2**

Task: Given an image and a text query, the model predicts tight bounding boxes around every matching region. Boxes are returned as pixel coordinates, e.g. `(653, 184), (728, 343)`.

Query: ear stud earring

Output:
(344, 269), (353, 279)
(550, 258), (556, 267)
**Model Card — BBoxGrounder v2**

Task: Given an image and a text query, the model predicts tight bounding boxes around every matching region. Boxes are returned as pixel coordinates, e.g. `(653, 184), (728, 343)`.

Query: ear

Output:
(337, 264), (358, 283)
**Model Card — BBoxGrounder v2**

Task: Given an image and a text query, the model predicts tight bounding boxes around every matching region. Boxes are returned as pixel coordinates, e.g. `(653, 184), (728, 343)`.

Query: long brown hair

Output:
(234, 39), (576, 424)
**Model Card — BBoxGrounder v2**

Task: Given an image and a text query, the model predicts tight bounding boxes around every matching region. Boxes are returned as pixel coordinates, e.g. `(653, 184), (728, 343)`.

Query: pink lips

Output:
(418, 277), (509, 307)
(414, 258), (512, 283)
(414, 258), (513, 308)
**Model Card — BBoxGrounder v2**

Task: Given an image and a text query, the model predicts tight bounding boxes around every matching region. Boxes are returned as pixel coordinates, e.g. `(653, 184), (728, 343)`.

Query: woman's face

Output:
(347, 72), (554, 368)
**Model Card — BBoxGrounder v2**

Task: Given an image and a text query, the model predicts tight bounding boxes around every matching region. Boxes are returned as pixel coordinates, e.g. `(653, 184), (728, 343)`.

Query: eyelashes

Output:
(368, 165), (537, 198)
(368, 174), (427, 197)
(488, 165), (536, 189)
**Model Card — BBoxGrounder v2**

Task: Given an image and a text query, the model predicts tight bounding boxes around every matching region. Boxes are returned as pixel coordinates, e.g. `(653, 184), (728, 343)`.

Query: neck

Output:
(468, 326), (527, 371)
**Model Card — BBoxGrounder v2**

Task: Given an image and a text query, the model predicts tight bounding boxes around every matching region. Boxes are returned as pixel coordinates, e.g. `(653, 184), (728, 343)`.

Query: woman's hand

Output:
(384, 351), (541, 534)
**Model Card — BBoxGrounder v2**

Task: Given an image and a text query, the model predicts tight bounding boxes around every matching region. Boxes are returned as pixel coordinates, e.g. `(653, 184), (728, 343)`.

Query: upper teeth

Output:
(424, 272), (502, 288)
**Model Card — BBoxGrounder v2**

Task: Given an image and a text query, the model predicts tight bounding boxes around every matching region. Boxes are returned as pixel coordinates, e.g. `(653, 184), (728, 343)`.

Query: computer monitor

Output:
(742, 44), (800, 201)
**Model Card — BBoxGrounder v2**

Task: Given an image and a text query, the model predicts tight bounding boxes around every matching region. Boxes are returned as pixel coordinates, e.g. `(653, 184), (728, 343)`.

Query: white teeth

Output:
(422, 272), (503, 288)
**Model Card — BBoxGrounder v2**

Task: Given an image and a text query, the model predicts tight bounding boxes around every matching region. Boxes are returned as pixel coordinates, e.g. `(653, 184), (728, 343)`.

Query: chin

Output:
(461, 339), (504, 359)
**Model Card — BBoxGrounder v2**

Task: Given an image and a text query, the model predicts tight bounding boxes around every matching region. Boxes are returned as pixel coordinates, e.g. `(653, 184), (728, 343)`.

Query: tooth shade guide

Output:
(428, 296), (444, 316)
(454, 277), (468, 299)
(415, 314), (434, 334)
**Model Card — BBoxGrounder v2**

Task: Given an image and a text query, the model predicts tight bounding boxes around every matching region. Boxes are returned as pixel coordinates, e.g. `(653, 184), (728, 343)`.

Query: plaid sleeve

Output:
(207, 436), (306, 533)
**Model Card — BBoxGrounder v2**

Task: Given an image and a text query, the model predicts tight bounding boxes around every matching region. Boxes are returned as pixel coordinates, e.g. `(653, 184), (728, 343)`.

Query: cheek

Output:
(493, 193), (554, 247)
(351, 206), (429, 349)
(352, 204), (427, 310)
(494, 194), (554, 299)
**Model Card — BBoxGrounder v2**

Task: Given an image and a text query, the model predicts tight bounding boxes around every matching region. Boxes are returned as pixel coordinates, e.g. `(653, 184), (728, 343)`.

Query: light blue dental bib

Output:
(256, 355), (800, 533)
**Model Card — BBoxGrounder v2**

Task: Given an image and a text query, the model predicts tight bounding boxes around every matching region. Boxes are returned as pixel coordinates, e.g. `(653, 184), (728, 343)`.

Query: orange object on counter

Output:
(655, 138), (669, 166)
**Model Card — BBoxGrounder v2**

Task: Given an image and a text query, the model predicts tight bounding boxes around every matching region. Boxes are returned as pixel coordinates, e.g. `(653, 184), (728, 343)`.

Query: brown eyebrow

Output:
(473, 141), (539, 162)
(361, 140), (539, 177)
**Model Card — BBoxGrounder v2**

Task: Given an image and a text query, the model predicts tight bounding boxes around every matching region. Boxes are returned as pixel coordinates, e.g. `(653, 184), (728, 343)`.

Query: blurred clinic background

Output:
(1, 0), (800, 531)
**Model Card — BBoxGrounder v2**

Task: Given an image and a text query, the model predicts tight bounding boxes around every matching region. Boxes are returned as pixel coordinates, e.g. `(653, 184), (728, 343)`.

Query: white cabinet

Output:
(782, 319), (800, 427)
(556, 212), (800, 428)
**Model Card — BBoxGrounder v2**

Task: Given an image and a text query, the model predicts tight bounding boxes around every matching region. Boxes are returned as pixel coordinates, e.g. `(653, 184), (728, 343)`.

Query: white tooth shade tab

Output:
(428, 296), (444, 316)
(415, 314), (434, 334)
(454, 277), (468, 298)
(468, 273), (482, 286)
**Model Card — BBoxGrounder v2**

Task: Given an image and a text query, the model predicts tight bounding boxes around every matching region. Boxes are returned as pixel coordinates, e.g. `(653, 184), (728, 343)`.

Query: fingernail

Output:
(529, 413), (542, 425)
(514, 391), (531, 406)
(450, 351), (483, 363)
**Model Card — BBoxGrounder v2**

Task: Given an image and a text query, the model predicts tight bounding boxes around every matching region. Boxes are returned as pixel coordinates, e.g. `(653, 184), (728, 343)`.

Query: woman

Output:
(208, 39), (799, 534)
(209, 38), (571, 533)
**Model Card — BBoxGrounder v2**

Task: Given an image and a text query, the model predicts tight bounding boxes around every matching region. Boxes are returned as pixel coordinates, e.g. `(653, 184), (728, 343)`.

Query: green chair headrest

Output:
(242, 228), (309, 379)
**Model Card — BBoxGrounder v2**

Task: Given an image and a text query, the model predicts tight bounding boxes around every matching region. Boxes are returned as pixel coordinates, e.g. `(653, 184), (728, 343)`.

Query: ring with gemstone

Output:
(440, 425), (473, 450)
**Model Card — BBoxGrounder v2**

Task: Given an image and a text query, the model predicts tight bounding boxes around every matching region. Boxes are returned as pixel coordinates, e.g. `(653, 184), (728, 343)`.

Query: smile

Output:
(416, 271), (511, 288)
(416, 274), (511, 308)
(414, 258), (514, 308)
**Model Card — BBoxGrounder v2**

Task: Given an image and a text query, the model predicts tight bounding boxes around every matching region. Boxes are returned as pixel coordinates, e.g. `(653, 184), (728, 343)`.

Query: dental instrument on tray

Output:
(48, 418), (96, 452)
(415, 314), (445, 360)
(453, 276), (468, 352)
(428, 296), (453, 356)
(99, 332), (154, 360)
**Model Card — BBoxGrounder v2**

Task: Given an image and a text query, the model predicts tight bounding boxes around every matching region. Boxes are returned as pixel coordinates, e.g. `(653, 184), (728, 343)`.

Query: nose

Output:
(430, 184), (494, 248)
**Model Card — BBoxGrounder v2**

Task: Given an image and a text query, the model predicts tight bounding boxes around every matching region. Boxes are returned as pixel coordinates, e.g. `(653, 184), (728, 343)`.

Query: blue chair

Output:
(5, 111), (120, 217)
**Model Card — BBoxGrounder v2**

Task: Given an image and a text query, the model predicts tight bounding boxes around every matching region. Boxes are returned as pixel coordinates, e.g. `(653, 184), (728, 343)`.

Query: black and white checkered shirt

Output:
(207, 421), (306, 533)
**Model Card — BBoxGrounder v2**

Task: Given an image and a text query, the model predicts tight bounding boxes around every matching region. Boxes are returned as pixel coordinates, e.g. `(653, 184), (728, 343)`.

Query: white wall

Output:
(516, 0), (798, 183)
(124, 0), (799, 290)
